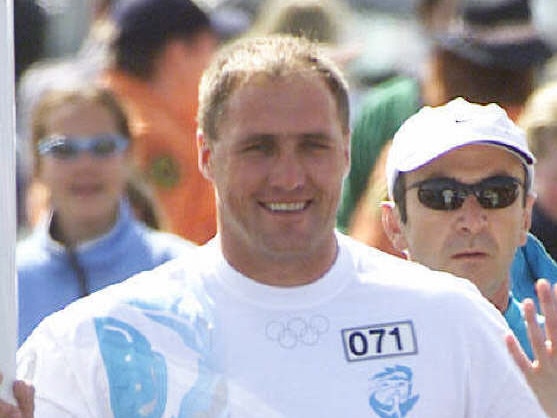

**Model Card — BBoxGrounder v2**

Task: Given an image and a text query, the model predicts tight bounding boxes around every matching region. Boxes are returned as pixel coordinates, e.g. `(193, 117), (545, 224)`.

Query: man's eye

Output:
(244, 142), (273, 154)
(303, 140), (330, 151)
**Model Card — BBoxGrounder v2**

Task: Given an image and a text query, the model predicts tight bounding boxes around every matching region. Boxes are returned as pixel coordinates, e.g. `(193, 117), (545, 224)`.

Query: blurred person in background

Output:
(102, 0), (219, 244)
(15, 0), (115, 233)
(247, 0), (362, 86)
(423, 0), (552, 119)
(518, 81), (557, 260)
(248, 0), (345, 48)
(249, 0), (343, 41)
(510, 81), (557, 308)
(17, 85), (193, 345)
(346, 141), (402, 256)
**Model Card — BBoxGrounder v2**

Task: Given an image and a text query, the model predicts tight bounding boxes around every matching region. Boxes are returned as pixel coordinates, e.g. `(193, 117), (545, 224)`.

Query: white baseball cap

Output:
(386, 97), (535, 199)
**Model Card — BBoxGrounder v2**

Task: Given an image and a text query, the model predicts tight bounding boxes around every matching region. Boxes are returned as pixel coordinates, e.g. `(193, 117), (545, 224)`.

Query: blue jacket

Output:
(17, 200), (194, 345)
(511, 232), (557, 312)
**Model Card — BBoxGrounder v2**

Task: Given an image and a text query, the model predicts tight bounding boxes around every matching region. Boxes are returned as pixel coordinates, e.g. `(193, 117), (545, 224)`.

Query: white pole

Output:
(0, 0), (18, 405)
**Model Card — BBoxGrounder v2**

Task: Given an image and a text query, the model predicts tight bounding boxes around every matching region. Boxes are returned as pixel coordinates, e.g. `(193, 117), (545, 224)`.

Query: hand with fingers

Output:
(0, 374), (34, 418)
(506, 279), (557, 418)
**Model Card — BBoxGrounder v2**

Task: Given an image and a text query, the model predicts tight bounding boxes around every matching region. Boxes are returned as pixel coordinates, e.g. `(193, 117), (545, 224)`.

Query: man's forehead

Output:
(230, 71), (326, 96)
(222, 74), (335, 122)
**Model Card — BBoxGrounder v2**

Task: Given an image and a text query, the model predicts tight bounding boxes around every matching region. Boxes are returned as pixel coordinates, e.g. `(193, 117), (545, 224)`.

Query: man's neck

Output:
(220, 235), (339, 287)
(489, 280), (511, 313)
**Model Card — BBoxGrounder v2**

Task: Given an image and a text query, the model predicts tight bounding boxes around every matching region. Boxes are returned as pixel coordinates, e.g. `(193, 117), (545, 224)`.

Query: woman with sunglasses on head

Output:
(17, 86), (194, 345)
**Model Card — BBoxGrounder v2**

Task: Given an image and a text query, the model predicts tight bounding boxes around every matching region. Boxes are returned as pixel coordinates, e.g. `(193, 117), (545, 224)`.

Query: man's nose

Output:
(456, 194), (488, 234)
(268, 150), (305, 191)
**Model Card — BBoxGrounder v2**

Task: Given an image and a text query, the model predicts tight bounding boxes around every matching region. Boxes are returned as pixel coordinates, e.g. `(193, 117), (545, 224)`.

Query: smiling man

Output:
(3, 37), (546, 417)
(198, 70), (350, 286)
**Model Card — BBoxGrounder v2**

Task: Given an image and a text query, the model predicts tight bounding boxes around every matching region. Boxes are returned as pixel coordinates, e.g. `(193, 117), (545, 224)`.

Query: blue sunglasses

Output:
(37, 134), (129, 160)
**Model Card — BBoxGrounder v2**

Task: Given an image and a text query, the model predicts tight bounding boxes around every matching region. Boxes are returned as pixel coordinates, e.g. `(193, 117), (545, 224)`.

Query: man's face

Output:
(385, 144), (533, 302)
(199, 74), (350, 273)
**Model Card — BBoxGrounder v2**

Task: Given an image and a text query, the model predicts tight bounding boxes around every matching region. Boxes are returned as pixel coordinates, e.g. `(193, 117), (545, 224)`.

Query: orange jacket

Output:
(104, 71), (216, 244)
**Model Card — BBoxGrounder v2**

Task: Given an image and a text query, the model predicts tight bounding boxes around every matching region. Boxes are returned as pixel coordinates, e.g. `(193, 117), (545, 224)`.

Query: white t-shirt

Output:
(18, 233), (547, 417)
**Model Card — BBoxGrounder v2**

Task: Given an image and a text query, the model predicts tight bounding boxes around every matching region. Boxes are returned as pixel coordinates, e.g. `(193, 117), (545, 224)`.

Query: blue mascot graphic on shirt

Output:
(95, 311), (228, 417)
(369, 365), (419, 418)
(95, 317), (167, 418)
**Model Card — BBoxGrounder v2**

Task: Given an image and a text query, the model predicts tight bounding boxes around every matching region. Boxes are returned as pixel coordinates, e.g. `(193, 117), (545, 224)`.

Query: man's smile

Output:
(262, 201), (310, 212)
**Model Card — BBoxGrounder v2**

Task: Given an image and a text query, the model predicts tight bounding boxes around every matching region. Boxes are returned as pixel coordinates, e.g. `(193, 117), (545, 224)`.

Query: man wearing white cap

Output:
(382, 97), (557, 417)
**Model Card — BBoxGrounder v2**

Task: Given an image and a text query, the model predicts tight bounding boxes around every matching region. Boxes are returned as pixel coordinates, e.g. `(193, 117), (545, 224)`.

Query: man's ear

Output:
(343, 131), (351, 176)
(519, 193), (535, 246)
(381, 202), (409, 253)
(197, 130), (213, 181)
(342, 131), (351, 177)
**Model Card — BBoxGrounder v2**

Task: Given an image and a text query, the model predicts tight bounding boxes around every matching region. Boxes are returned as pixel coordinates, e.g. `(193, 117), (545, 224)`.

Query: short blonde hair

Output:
(197, 34), (350, 142)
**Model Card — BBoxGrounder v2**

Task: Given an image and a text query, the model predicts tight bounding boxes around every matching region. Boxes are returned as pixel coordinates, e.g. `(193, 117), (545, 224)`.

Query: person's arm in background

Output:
(0, 375), (33, 418)
(506, 279), (557, 417)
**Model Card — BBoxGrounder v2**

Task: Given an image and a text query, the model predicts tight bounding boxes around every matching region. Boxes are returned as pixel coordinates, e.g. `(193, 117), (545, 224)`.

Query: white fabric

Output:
(17, 233), (547, 417)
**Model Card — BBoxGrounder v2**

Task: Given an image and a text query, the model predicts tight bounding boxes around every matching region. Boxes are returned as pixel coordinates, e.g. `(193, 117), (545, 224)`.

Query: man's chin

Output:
(262, 241), (310, 257)
(447, 262), (490, 285)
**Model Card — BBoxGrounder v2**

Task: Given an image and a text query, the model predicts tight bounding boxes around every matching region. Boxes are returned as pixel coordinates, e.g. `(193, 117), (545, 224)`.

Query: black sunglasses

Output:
(407, 175), (523, 211)
(37, 134), (128, 160)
